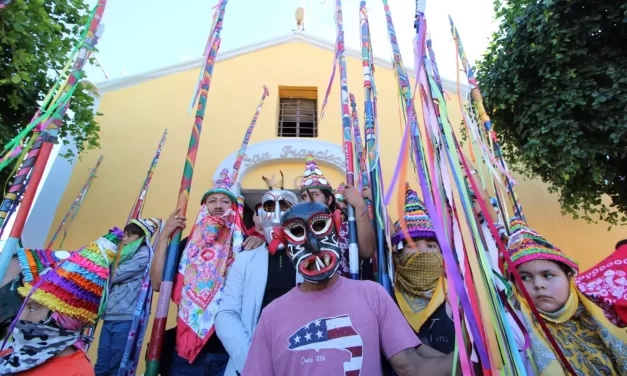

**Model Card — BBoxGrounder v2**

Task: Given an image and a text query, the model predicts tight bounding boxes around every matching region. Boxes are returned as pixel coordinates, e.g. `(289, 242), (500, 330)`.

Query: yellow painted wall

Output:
(48, 40), (625, 371)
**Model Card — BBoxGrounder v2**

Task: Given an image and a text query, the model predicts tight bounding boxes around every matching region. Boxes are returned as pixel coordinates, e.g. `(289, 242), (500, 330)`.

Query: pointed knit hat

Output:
(16, 228), (124, 326)
(392, 184), (437, 245)
(300, 155), (333, 193)
(506, 217), (579, 273)
(201, 168), (237, 204)
(334, 182), (346, 202)
(130, 217), (161, 239)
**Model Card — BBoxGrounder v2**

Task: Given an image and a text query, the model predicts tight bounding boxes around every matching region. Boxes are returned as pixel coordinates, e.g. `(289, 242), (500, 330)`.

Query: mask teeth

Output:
(315, 256), (324, 270)
(323, 254), (330, 266)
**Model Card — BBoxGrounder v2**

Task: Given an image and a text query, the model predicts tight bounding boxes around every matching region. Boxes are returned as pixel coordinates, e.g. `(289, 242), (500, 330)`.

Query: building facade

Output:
(37, 32), (623, 372)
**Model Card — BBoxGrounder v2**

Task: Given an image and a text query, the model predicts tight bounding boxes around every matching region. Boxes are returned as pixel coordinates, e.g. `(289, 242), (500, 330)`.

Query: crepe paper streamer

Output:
(319, 45), (340, 121)
(144, 2), (228, 374)
(231, 85), (270, 184)
(0, 0), (106, 285)
(359, 1), (392, 292)
(449, 16), (525, 222)
(333, 0), (359, 280)
(380, 1), (490, 372)
(47, 155), (103, 250)
(349, 94), (366, 193)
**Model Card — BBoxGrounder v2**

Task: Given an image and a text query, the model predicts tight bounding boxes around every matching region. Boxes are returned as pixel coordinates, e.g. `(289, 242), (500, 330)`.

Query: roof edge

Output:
(95, 31), (462, 94)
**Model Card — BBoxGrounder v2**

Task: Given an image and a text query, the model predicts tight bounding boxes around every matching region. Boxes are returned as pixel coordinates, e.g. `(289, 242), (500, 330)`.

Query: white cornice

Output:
(95, 31), (461, 94)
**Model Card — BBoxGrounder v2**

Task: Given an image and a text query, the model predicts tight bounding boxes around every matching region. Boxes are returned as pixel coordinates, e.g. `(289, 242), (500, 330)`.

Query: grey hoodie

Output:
(103, 244), (150, 321)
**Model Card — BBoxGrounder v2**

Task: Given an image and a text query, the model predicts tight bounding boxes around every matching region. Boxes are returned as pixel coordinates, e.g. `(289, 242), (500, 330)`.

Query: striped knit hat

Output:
(130, 218), (161, 239)
(392, 184), (437, 245)
(201, 168), (237, 204)
(334, 182), (346, 202)
(506, 218), (579, 273)
(16, 228), (124, 326)
(300, 155), (332, 193)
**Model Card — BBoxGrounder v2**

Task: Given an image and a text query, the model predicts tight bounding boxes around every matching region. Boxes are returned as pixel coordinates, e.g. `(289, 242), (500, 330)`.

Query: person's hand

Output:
(343, 185), (365, 209)
(242, 236), (265, 251)
(362, 186), (373, 202)
(161, 208), (186, 239)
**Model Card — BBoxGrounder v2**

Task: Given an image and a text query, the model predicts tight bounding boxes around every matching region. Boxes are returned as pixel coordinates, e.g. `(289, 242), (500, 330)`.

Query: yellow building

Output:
(43, 32), (623, 371)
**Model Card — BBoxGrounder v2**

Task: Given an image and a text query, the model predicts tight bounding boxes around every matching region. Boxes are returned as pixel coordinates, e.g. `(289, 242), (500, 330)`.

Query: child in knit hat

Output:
(506, 218), (627, 375)
(94, 218), (160, 376)
(0, 228), (124, 375)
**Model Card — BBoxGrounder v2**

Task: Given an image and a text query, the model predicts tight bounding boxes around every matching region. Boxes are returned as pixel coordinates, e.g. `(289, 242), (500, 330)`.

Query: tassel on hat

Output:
(201, 168), (237, 204)
(392, 184), (437, 245)
(506, 217), (579, 273)
(334, 182), (346, 202)
(300, 155), (332, 193)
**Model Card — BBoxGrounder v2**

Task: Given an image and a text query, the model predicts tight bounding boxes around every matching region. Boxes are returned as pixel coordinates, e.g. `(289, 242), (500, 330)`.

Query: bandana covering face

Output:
(0, 319), (92, 374)
(516, 281), (627, 375)
(394, 251), (445, 332)
(172, 204), (242, 362)
(282, 202), (341, 283)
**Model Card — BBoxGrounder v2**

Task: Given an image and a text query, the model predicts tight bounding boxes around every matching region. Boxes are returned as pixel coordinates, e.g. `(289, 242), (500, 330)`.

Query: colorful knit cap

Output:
(335, 182), (346, 202)
(201, 168), (237, 204)
(16, 228), (124, 326)
(130, 217), (161, 239)
(392, 184), (437, 245)
(300, 155), (332, 193)
(506, 218), (579, 273)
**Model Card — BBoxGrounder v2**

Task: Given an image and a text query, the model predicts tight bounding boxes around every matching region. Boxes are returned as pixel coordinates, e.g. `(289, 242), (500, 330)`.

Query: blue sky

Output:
(84, 0), (497, 84)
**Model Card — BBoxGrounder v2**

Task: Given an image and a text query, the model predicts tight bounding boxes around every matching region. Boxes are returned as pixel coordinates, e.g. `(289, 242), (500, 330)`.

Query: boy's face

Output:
(300, 189), (332, 207)
(205, 193), (233, 217)
(516, 259), (571, 313)
(123, 232), (142, 246)
(396, 238), (440, 254)
(19, 300), (50, 323)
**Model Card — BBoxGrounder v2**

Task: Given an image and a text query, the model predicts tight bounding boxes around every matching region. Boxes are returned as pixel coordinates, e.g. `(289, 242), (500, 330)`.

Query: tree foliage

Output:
(477, 0), (627, 226)
(0, 0), (101, 186)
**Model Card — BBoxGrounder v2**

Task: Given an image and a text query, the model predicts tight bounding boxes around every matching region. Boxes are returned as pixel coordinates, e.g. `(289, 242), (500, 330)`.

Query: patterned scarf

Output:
(0, 319), (92, 374)
(394, 252), (445, 332)
(517, 281), (627, 375)
(172, 204), (242, 363)
(336, 219), (350, 277)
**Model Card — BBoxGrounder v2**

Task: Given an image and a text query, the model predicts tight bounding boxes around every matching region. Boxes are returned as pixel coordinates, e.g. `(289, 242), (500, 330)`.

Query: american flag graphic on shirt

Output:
(287, 314), (363, 376)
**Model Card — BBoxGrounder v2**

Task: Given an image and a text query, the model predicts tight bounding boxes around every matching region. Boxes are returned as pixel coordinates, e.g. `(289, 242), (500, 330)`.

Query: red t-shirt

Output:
(0, 350), (94, 376)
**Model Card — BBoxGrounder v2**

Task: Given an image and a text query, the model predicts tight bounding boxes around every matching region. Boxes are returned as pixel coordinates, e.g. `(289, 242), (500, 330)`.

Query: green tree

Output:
(477, 0), (627, 225)
(0, 0), (101, 187)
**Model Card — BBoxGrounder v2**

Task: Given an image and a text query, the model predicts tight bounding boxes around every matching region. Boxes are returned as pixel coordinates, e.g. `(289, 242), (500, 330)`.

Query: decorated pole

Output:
(0, 0), (106, 284)
(333, 0), (359, 280)
(449, 16), (524, 221)
(47, 155), (103, 249)
(381, 0), (491, 368)
(359, 1), (391, 292)
(231, 85), (270, 184)
(349, 94), (368, 193)
(128, 129), (168, 222)
(144, 2), (228, 374)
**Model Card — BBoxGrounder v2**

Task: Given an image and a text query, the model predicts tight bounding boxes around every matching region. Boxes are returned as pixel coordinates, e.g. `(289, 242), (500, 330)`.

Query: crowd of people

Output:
(0, 154), (626, 375)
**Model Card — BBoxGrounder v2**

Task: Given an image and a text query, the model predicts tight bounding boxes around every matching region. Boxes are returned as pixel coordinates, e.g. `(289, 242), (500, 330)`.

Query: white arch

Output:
(213, 138), (346, 196)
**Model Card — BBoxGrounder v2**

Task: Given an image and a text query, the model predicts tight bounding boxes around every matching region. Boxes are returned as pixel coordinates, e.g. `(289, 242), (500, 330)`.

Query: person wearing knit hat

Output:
(94, 218), (160, 376)
(0, 228), (124, 375)
(149, 168), (264, 374)
(390, 184), (455, 354)
(298, 155), (375, 279)
(506, 218), (627, 375)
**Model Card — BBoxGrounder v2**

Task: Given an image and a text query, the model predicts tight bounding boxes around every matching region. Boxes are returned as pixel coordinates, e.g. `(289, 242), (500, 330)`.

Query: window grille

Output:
(278, 98), (318, 138)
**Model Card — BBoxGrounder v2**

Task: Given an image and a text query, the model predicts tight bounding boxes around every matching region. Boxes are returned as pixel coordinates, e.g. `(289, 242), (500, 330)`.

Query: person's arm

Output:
(215, 252), (254, 373)
(344, 185), (375, 259)
(150, 208), (186, 292)
(1, 257), (20, 288)
(241, 312), (275, 376)
(389, 346), (458, 376)
(111, 245), (149, 285)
